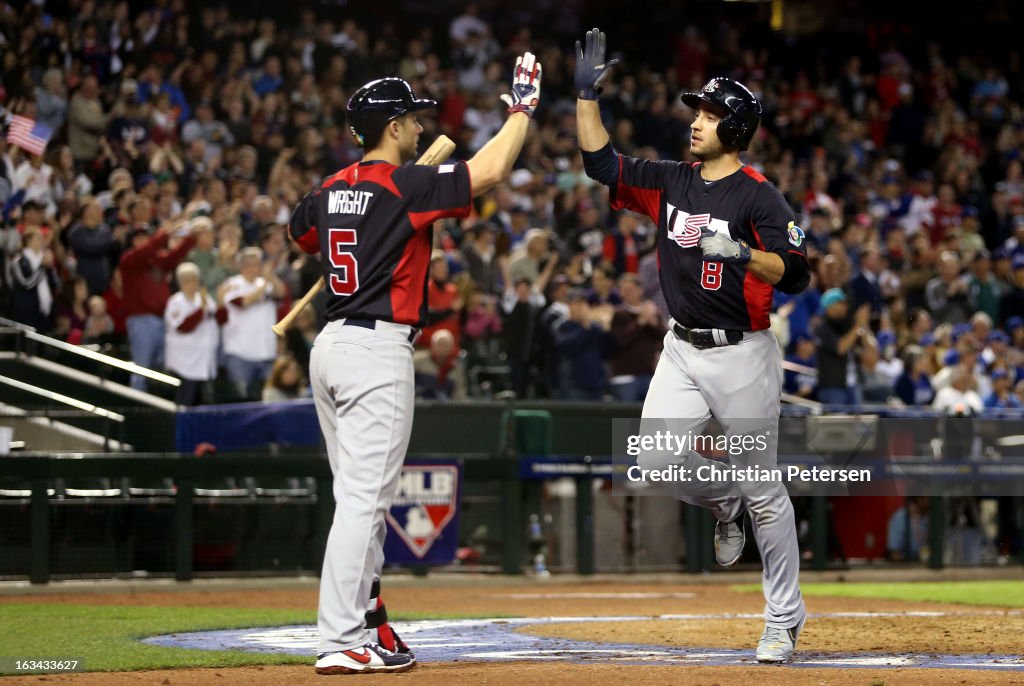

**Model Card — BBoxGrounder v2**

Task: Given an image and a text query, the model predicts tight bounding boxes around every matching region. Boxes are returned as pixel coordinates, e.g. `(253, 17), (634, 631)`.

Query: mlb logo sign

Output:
(385, 462), (462, 564)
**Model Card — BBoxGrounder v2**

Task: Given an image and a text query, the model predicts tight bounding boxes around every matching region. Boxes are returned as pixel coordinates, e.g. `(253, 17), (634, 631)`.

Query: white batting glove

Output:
(699, 228), (752, 265)
(500, 52), (542, 118)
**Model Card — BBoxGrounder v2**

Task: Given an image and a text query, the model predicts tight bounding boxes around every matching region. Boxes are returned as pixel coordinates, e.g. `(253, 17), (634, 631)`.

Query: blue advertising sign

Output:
(384, 461), (461, 566)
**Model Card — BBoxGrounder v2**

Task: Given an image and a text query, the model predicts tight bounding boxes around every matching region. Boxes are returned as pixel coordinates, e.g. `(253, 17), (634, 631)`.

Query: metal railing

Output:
(21, 331), (180, 387)
(0, 317), (179, 413)
(0, 376), (125, 423)
(781, 360), (824, 412)
(0, 404), (133, 452)
(782, 360), (817, 377)
(0, 377), (127, 452)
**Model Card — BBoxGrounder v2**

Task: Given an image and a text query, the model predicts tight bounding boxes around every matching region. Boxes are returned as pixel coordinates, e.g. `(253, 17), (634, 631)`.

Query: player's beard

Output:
(692, 136), (726, 162)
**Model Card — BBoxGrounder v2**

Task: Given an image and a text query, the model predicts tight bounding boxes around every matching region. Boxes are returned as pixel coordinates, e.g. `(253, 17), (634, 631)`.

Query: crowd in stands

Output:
(1, 1), (1023, 410)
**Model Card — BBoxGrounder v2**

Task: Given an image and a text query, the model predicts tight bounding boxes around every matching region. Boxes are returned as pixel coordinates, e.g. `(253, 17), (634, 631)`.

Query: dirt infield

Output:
(525, 612), (1024, 654)
(8, 662), (1024, 686)
(4, 577), (1024, 685)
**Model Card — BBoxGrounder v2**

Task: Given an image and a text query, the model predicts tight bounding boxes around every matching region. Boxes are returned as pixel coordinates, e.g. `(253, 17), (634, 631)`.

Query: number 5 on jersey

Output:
(328, 227), (360, 296)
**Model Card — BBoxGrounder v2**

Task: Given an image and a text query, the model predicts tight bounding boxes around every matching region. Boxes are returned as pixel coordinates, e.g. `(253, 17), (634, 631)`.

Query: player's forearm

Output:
(467, 112), (530, 197)
(577, 99), (609, 152)
(746, 250), (785, 285)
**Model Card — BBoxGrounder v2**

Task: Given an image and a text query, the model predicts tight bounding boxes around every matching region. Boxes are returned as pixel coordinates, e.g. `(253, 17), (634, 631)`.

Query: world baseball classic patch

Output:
(787, 222), (805, 247)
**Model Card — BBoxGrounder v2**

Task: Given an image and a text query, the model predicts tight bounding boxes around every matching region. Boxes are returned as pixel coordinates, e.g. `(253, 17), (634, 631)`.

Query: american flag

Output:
(6, 115), (52, 156)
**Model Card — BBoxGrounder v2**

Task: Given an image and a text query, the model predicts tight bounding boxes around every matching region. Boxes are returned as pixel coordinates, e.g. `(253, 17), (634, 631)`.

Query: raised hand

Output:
(500, 52), (542, 117)
(854, 304), (871, 328)
(575, 28), (620, 100)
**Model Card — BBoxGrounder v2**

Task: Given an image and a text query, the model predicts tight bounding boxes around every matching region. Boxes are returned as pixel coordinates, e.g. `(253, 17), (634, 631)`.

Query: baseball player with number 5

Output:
(287, 54), (542, 675)
(575, 29), (811, 662)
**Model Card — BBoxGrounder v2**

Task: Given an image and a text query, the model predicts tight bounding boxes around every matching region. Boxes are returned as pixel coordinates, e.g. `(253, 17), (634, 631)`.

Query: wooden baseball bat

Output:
(272, 135), (457, 337)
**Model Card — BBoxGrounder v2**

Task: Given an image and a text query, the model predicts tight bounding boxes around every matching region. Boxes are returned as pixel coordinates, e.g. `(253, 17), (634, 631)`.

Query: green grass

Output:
(0, 604), (484, 674)
(731, 580), (1024, 607)
(0, 604), (316, 674)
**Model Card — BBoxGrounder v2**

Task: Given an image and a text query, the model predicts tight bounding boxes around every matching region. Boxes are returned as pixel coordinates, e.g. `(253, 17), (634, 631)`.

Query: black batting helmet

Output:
(680, 77), (762, 151)
(346, 77), (437, 148)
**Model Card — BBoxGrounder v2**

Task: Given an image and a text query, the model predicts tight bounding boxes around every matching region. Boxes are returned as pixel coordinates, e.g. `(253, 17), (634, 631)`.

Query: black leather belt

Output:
(672, 323), (744, 350)
(343, 317), (418, 343)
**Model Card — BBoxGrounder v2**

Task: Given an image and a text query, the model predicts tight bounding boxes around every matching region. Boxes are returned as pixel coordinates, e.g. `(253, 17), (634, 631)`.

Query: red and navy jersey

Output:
(288, 160), (472, 326)
(610, 156), (807, 331)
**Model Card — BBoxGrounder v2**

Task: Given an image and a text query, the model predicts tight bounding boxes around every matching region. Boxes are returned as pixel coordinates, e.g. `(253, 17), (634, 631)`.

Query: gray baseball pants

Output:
(310, 319), (416, 654)
(640, 323), (805, 629)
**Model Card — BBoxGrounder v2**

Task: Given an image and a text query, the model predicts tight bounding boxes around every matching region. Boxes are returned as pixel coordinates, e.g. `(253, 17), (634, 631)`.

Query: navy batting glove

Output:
(699, 227), (752, 265)
(574, 28), (620, 100)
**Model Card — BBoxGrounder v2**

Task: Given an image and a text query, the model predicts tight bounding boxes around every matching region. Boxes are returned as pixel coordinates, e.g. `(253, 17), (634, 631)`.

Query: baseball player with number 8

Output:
(575, 29), (812, 662)
(288, 54), (542, 674)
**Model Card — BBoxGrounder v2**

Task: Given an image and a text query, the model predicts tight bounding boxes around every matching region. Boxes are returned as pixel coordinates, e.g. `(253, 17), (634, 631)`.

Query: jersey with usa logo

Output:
(609, 156), (806, 331)
(288, 160), (472, 326)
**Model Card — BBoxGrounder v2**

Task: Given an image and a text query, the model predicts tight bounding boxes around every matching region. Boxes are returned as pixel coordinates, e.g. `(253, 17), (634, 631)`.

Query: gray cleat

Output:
(714, 508), (746, 567)
(756, 616), (806, 663)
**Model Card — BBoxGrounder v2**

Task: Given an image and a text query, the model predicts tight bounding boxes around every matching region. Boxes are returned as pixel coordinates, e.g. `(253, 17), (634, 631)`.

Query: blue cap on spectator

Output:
(136, 173), (156, 191)
(1007, 316), (1024, 332)
(794, 332), (813, 344)
(961, 205), (979, 218)
(881, 174), (899, 185)
(993, 246), (1010, 260)
(877, 330), (897, 348)
(992, 368), (1009, 380)
(952, 323), (973, 342)
(820, 288), (847, 311)
(944, 349), (960, 366)
(920, 333), (936, 346)
(1013, 253), (1024, 271)
(989, 330), (1010, 344)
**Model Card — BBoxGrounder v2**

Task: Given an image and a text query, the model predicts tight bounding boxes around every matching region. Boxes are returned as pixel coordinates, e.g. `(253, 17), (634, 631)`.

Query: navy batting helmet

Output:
(680, 77), (762, 151)
(346, 77), (437, 148)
